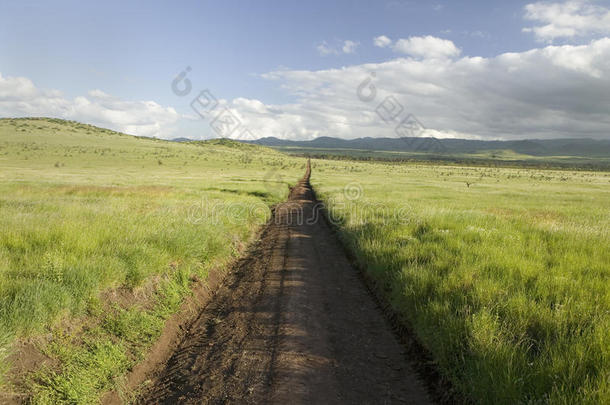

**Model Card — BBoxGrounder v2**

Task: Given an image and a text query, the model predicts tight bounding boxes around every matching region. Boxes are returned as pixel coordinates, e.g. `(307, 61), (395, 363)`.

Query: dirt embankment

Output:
(134, 161), (432, 404)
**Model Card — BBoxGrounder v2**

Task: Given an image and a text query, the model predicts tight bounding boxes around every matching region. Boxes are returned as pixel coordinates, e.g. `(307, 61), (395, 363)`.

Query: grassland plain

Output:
(311, 159), (610, 404)
(274, 146), (610, 171)
(0, 118), (304, 403)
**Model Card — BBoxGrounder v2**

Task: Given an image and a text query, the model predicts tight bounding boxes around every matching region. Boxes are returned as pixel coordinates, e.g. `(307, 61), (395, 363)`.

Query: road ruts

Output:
(138, 160), (432, 404)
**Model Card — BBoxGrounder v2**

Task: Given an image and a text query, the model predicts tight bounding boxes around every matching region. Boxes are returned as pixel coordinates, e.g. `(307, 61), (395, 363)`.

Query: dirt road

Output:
(139, 163), (432, 404)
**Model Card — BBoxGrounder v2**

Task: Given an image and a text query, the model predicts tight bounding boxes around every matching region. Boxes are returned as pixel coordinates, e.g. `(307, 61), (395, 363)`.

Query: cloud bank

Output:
(523, 0), (610, 42)
(3, 0), (610, 142)
(224, 37), (610, 140)
(0, 73), (179, 138)
(4, 34), (610, 141)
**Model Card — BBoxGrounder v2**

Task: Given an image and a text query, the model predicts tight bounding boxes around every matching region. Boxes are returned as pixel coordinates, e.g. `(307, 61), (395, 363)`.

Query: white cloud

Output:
(226, 100), (311, 140)
(5, 36), (610, 142)
(342, 40), (359, 54)
(233, 97), (269, 114)
(316, 41), (336, 56)
(239, 38), (610, 140)
(393, 36), (461, 59)
(374, 35), (393, 48)
(87, 89), (111, 98)
(468, 30), (489, 39)
(0, 73), (179, 138)
(316, 39), (359, 56)
(523, 0), (610, 42)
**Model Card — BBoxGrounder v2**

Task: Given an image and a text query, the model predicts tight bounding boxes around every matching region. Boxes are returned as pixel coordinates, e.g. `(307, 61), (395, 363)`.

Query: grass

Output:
(0, 117), (304, 403)
(273, 145), (610, 170)
(2, 117), (608, 404)
(311, 159), (610, 404)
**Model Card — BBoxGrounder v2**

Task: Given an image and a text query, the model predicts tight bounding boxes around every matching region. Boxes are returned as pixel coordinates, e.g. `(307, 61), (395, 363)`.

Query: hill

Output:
(0, 117), (304, 403)
(245, 136), (610, 158)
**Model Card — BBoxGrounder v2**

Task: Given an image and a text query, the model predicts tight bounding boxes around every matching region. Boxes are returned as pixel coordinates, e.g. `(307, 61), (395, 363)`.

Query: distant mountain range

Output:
(236, 136), (610, 158)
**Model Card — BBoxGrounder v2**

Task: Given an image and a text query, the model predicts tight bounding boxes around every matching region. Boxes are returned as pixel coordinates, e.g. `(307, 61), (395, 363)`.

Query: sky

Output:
(1, 0), (610, 140)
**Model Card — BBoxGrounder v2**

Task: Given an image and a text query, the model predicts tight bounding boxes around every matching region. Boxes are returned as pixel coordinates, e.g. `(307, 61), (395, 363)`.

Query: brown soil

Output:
(135, 162), (432, 404)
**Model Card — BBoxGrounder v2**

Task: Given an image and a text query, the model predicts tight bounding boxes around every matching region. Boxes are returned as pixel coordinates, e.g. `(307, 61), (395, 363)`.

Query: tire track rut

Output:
(138, 161), (432, 404)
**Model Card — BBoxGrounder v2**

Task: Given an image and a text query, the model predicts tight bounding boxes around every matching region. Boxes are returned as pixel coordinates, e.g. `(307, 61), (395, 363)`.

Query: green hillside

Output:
(247, 136), (610, 169)
(0, 117), (304, 403)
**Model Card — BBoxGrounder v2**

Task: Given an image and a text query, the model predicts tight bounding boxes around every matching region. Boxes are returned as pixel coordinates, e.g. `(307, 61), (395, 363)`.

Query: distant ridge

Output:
(243, 136), (610, 158)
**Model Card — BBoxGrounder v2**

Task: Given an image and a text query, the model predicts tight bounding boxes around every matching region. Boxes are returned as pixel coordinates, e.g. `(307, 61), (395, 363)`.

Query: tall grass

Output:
(313, 160), (610, 404)
(0, 118), (304, 402)
(0, 183), (263, 337)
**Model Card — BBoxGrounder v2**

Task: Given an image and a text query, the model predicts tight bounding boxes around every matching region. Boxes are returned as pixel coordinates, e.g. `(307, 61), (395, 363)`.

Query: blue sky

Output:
(2, 0), (610, 140)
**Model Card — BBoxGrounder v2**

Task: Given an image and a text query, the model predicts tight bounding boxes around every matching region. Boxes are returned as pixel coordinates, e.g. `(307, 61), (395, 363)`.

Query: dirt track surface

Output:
(139, 163), (432, 404)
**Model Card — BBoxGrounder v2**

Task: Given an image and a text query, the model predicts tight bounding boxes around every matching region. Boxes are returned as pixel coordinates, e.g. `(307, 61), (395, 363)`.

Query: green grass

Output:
(311, 160), (610, 404)
(0, 118), (304, 402)
(273, 145), (610, 170)
(2, 117), (609, 404)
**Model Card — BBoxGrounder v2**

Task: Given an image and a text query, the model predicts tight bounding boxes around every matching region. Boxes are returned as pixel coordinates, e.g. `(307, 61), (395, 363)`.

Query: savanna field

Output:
(0, 118), (304, 403)
(312, 160), (610, 404)
(0, 118), (609, 404)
